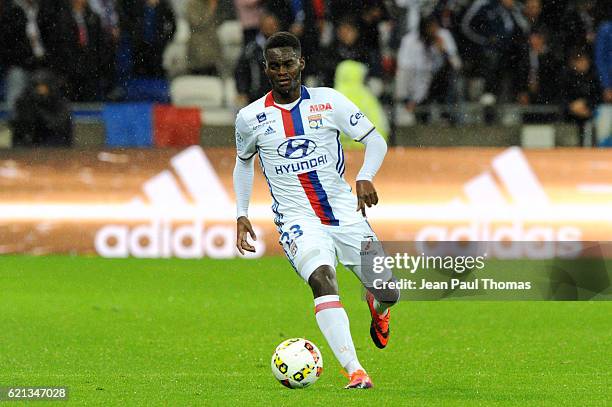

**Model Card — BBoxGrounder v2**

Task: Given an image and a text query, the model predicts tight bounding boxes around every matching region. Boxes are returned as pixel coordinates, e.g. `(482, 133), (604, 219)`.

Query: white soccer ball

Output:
(271, 338), (323, 389)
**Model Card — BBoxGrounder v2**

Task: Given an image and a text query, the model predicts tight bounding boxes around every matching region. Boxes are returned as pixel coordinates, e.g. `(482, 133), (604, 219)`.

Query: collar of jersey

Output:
(264, 86), (311, 111)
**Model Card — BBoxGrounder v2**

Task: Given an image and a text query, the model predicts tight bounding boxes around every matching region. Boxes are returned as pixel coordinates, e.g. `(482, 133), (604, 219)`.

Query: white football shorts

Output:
(278, 218), (391, 284)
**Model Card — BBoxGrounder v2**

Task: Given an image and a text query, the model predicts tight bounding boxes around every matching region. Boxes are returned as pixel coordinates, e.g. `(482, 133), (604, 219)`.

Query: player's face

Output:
(265, 47), (305, 98)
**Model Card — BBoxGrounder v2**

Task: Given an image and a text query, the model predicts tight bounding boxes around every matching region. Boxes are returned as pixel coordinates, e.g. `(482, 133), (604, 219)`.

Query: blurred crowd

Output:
(1, 0), (612, 145)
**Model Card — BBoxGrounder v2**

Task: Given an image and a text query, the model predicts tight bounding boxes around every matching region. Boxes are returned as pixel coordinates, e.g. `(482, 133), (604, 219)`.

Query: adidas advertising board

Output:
(92, 147), (265, 258)
(413, 148), (583, 248)
(0, 147), (611, 258)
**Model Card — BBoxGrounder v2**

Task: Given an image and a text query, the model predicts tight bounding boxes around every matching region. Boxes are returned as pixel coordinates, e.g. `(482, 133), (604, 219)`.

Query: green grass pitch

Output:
(0, 256), (610, 406)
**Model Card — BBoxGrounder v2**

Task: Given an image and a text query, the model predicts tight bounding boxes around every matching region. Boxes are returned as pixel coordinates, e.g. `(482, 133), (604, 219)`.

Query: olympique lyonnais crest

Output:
(308, 114), (323, 129)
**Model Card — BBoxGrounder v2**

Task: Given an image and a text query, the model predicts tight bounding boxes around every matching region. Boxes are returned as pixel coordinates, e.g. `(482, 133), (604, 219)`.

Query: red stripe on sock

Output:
(314, 301), (343, 314)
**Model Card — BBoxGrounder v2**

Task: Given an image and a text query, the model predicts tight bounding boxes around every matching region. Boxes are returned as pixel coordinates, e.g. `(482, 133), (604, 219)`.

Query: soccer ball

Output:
(271, 338), (323, 389)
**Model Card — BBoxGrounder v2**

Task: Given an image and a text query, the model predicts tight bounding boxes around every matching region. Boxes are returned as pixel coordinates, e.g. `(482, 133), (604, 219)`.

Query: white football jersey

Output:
(235, 86), (376, 227)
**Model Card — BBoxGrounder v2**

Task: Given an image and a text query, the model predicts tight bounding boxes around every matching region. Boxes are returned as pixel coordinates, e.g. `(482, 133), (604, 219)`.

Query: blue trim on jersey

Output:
(335, 131), (345, 176)
(335, 131), (341, 173)
(340, 137), (346, 176)
(356, 127), (376, 142)
(238, 151), (257, 161)
(257, 149), (283, 226)
(290, 104), (305, 135)
(305, 170), (339, 226)
(265, 86), (310, 109)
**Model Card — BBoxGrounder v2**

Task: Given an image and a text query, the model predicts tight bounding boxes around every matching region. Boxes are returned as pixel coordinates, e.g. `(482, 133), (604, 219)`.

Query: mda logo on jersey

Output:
(277, 138), (317, 159)
(257, 112), (267, 122)
(309, 103), (332, 113)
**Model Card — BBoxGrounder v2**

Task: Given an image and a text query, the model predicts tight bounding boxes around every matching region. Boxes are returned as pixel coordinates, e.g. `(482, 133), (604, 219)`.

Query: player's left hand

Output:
(356, 180), (379, 217)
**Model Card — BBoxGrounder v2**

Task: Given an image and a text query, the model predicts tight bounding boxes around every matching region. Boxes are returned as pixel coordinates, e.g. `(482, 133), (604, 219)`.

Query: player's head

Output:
(264, 32), (305, 97)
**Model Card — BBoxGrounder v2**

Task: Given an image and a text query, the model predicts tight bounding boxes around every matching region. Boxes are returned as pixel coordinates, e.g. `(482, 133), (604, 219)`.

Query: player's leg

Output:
(278, 221), (371, 388)
(333, 220), (400, 349)
(308, 266), (372, 389)
(349, 264), (399, 350)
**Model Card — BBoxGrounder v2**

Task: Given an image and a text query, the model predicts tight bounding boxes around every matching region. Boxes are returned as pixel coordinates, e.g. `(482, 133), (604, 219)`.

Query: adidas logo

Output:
(94, 146), (265, 259)
(264, 126), (275, 136)
(415, 147), (582, 243)
(455, 147), (548, 207)
(128, 145), (231, 213)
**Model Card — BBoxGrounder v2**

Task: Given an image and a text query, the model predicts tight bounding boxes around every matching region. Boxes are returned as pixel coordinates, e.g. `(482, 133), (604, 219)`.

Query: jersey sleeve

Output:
(331, 89), (376, 142)
(235, 111), (257, 160)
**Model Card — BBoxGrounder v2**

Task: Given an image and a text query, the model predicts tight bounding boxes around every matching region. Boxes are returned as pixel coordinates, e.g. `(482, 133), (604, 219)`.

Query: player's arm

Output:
(356, 130), (387, 216)
(331, 89), (388, 216)
(233, 113), (257, 254)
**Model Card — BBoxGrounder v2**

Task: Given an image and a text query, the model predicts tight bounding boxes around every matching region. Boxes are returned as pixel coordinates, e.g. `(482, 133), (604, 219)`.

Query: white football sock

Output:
(344, 359), (364, 375)
(314, 295), (364, 374)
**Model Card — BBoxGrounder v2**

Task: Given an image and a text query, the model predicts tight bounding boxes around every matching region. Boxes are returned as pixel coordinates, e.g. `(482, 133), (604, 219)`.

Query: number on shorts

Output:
(290, 224), (303, 238)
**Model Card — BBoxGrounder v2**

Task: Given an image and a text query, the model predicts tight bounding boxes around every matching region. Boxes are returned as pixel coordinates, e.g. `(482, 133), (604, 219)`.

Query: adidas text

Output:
(95, 219), (265, 259)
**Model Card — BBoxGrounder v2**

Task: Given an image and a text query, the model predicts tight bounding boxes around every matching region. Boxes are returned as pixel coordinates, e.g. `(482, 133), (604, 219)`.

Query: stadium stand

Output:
(170, 75), (224, 108)
(0, 0), (611, 148)
(217, 19), (244, 76)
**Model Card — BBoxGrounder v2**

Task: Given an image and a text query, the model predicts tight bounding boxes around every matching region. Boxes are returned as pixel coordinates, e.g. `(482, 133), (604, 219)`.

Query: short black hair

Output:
(263, 31), (301, 58)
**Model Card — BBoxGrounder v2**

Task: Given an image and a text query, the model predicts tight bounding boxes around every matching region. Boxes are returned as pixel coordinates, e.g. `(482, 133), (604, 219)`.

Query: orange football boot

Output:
(344, 370), (373, 389)
(366, 290), (390, 349)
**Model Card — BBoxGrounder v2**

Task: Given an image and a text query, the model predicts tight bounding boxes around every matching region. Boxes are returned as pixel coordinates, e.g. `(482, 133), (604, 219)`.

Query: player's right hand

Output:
(236, 216), (257, 255)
